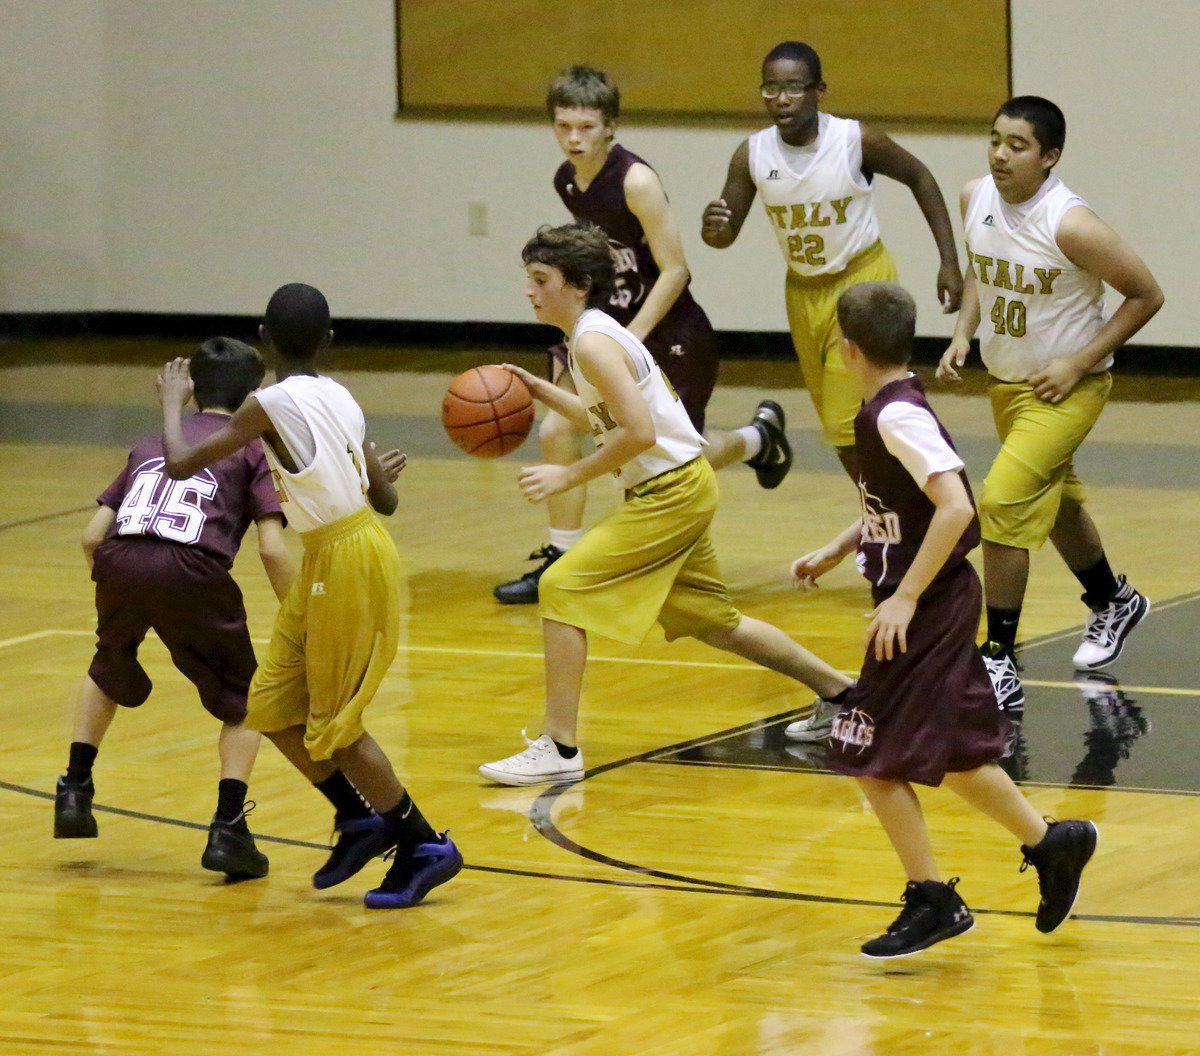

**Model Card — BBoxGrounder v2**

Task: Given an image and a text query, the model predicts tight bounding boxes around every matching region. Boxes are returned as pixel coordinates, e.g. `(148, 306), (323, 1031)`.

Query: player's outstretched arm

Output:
(624, 163), (690, 341)
(701, 140), (755, 249)
(501, 363), (588, 429)
(255, 514), (295, 601)
(791, 519), (861, 590)
(158, 358), (272, 479)
(1029, 206), (1166, 404)
(861, 125), (962, 312)
(517, 333), (653, 503)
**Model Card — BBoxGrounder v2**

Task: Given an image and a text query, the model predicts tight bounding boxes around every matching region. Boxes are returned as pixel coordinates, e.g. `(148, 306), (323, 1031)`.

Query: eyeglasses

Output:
(760, 81), (816, 100)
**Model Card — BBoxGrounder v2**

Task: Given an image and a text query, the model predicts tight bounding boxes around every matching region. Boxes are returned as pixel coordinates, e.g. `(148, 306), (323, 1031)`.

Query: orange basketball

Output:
(441, 365), (534, 458)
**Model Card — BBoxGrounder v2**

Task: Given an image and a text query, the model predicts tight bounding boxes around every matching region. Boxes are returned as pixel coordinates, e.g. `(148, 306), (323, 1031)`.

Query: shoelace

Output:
(225, 800), (257, 826)
(1081, 601), (1129, 648)
(982, 654), (1021, 696)
(885, 887), (926, 934)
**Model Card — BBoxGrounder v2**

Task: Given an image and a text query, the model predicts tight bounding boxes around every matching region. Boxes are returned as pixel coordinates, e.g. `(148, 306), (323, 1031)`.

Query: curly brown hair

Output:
(521, 223), (616, 309)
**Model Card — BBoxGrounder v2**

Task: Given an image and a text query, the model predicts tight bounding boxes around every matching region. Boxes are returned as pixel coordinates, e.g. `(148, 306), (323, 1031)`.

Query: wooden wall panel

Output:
(396, 0), (1010, 124)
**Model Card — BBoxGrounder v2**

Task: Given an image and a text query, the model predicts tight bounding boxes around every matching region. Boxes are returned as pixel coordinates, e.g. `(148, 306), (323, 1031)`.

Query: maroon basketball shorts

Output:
(547, 309), (720, 433)
(88, 538), (257, 723)
(828, 560), (1013, 787)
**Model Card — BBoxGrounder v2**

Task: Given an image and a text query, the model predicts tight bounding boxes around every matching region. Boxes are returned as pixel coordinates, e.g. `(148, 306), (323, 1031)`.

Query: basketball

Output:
(441, 365), (534, 458)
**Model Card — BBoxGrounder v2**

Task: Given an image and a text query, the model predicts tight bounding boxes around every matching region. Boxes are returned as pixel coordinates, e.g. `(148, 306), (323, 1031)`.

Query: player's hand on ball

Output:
(936, 338), (971, 383)
(499, 363), (542, 399)
(156, 357), (194, 408)
(518, 463), (572, 502)
(1029, 358), (1083, 404)
(370, 443), (407, 482)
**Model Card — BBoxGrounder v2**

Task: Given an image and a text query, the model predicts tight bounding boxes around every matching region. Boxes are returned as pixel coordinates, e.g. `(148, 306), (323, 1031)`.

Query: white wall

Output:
(1, 0), (1196, 346)
(0, 1), (106, 311)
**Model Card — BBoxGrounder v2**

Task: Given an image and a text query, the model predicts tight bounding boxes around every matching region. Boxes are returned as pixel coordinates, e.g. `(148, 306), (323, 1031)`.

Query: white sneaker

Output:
(784, 698), (840, 742)
(1073, 579), (1149, 670)
(981, 643), (1025, 712)
(479, 733), (584, 787)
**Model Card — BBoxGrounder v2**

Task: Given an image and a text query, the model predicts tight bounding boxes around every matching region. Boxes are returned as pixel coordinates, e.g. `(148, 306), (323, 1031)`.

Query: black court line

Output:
(0, 505), (93, 533)
(7, 777), (1195, 927)
(526, 588), (1200, 928)
(8, 594), (1199, 927)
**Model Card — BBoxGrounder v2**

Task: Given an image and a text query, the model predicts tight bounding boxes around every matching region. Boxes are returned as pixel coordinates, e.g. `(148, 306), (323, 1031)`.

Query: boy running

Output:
(938, 96), (1163, 708)
(494, 65), (792, 606)
(702, 41), (962, 484)
(480, 223), (852, 786)
(793, 282), (1097, 957)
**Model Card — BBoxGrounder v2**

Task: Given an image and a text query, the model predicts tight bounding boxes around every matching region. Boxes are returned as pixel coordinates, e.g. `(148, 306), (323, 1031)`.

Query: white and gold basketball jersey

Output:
(748, 113), (881, 278)
(568, 309), (704, 489)
(255, 374), (370, 532)
(965, 174), (1106, 382)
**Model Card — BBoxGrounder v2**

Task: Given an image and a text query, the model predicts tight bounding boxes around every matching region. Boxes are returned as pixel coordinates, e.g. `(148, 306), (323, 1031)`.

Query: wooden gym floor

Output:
(2, 338), (1199, 1055)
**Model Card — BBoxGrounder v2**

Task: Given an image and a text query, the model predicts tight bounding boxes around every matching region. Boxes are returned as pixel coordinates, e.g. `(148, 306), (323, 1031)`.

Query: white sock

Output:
(548, 528), (584, 552)
(737, 424), (763, 462)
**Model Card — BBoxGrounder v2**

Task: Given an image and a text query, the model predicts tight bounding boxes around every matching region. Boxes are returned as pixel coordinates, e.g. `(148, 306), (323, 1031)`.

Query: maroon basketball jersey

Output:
(554, 144), (706, 331)
(854, 376), (979, 592)
(97, 412), (281, 569)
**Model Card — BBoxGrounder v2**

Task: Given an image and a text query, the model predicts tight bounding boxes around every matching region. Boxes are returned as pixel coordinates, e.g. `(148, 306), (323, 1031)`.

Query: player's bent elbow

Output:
(369, 492), (398, 516)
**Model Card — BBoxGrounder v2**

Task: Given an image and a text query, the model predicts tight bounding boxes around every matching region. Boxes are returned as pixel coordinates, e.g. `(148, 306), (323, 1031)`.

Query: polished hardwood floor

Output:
(2, 345), (1199, 1055)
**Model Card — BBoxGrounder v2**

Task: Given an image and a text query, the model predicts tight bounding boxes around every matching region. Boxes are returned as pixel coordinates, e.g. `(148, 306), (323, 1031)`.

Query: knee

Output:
(539, 411), (583, 461)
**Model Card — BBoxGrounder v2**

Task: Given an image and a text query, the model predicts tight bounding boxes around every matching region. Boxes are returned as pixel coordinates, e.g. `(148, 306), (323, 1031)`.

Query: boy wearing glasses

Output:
(702, 41), (962, 488)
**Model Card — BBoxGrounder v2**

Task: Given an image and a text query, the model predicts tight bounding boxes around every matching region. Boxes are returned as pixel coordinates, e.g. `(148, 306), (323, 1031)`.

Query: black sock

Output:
(823, 687), (851, 705)
(314, 771), (373, 823)
(380, 792), (438, 856)
(1072, 554), (1121, 607)
(986, 606), (1022, 652)
(552, 739), (579, 759)
(216, 778), (248, 823)
(66, 742), (98, 784)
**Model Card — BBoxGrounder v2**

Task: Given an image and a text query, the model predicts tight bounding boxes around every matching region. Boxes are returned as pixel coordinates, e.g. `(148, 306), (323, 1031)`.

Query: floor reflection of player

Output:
(1071, 675), (1149, 787)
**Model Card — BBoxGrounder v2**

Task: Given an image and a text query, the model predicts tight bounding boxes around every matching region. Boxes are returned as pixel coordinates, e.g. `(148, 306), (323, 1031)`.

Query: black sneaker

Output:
(54, 776), (98, 838)
(861, 877), (974, 958)
(1020, 819), (1099, 933)
(493, 544), (564, 605)
(312, 813), (395, 890)
(201, 804), (269, 880)
(981, 640), (1025, 712)
(745, 400), (792, 490)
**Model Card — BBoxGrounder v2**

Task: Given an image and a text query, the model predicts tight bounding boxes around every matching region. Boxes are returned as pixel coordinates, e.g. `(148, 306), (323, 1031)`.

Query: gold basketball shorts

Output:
(538, 458), (742, 645)
(784, 240), (899, 447)
(979, 372), (1111, 550)
(246, 506), (403, 760)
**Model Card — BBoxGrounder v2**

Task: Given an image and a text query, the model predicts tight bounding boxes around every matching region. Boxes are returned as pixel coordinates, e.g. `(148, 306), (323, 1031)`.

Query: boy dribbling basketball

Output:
(479, 222), (853, 786)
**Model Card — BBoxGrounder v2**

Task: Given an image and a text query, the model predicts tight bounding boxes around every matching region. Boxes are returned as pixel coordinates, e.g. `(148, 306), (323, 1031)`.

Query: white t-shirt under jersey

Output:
(748, 113), (881, 278)
(964, 174), (1106, 382)
(255, 374), (370, 532)
(877, 402), (964, 487)
(568, 309), (704, 490)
